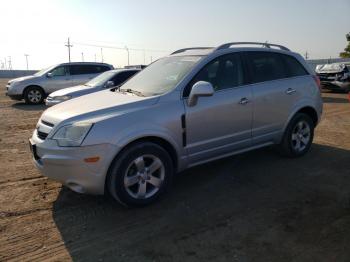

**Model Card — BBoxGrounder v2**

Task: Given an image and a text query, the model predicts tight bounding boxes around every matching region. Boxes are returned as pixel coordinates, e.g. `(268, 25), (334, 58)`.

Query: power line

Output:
(73, 41), (170, 53)
(65, 37), (73, 62)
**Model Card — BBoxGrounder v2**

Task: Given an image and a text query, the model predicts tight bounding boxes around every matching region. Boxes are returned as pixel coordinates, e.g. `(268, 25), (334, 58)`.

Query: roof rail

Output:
(171, 47), (213, 55)
(215, 42), (290, 51)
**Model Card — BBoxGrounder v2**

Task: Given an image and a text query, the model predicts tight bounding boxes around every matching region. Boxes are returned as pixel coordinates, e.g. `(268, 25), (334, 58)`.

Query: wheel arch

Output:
(23, 85), (45, 96)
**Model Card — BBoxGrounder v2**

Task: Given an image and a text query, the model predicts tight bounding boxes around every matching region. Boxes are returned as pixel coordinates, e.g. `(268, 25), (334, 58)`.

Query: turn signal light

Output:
(84, 156), (100, 163)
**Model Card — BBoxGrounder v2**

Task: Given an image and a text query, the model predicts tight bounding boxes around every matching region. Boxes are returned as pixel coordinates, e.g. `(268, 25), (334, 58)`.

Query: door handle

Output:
(286, 88), (296, 95)
(239, 97), (249, 105)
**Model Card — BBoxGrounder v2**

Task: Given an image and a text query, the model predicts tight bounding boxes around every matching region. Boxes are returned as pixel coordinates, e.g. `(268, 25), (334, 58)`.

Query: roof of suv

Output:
(59, 62), (114, 67)
(170, 42), (291, 57)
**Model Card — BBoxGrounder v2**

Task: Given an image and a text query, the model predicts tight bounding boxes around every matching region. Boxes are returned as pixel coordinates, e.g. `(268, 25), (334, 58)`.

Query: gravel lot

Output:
(1, 78), (350, 261)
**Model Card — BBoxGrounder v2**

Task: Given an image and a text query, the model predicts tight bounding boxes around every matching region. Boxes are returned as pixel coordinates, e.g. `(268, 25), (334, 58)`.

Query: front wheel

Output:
(107, 142), (174, 207)
(24, 86), (45, 104)
(278, 113), (314, 157)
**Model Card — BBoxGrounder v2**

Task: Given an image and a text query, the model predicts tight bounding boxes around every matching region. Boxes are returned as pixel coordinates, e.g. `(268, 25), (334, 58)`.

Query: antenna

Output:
(65, 37), (73, 62)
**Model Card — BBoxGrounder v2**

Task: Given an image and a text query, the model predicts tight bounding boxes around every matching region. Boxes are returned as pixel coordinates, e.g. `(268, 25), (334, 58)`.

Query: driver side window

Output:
(50, 66), (66, 77)
(184, 53), (244, 97)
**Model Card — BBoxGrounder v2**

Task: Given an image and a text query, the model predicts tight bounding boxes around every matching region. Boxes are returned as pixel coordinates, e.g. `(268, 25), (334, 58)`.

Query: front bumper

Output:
(5, 84), (23, 100)
(29, 135), (118, 195)
(320, 80), (350, 91)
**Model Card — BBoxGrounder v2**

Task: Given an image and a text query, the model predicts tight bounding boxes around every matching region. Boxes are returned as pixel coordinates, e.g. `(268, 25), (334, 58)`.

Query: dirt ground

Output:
(0, 78), (350, 262)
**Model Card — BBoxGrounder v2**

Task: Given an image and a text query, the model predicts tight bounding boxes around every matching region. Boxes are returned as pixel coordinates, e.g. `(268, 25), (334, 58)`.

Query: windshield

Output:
(120, 56), (202, 96)
(34, 65), (57, 76)
(85, 70), (115, 87)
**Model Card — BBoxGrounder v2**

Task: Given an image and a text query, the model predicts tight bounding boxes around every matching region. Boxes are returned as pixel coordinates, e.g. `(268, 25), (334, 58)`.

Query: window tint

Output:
(245, 52), (287, 83)
(69, 65), (110, 75)
(50, 66), (66, 76)
(113, 71), (138, 85)
(281, 55), (308, 77)
(184, 53), (244, 96)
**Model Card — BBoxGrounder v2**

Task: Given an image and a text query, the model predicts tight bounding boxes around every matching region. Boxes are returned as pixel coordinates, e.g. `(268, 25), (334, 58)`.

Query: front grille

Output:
(37, 130), (48, 140)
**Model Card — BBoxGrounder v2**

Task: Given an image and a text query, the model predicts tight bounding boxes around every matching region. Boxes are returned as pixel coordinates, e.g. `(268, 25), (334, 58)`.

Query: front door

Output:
(184, 53), (253, 164)
(45, 65), (72, 93)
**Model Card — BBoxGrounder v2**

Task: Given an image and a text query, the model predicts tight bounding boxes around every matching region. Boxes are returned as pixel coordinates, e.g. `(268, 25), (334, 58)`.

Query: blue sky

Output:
(0, 0), (349, 69)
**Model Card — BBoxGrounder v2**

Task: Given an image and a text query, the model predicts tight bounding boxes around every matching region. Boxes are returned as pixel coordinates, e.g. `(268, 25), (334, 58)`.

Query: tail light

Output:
(313, 75), (322, 90)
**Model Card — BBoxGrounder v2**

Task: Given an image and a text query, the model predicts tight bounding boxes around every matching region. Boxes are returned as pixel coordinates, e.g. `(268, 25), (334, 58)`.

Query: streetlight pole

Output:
(24, 54), (29, 70)
(125, 46), (130, 66)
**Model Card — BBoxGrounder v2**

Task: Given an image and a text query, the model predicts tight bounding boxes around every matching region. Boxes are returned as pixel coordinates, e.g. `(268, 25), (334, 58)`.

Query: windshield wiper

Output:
(119, 88), (145, 97)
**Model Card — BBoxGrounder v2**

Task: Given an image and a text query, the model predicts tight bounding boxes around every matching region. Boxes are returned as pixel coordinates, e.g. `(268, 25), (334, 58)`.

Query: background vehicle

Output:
(6, 62), (113, 104)
(316, 62), (350, 92)
(30, 42), (323, 207)
(45, 68), (140, 106)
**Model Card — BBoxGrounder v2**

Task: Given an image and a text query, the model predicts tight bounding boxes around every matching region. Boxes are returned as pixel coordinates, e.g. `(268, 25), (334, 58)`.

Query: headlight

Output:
(52, 95), (72, 101)
(52, 123), (93, 147)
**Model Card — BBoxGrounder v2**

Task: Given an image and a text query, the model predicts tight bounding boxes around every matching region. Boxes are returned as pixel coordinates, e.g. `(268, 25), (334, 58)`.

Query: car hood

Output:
(49, 85), (99, 98)
(41, 89), (159, 126)
(315, 64), (346, 74)
(9, 75), (38, 84)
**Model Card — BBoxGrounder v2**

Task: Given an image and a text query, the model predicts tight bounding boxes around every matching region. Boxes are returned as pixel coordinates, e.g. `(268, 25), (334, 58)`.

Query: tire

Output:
(24, 86), (44, 104)
(278, 113), (314, 157)
(107, 142), (174, 207)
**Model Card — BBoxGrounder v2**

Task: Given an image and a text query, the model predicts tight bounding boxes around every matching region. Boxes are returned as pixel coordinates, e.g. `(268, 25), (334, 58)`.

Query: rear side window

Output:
(245, 52), (287, 83)
(112, 71), (138, 85)
(281, 55), (308, 77)
(69, 65), (110, 75)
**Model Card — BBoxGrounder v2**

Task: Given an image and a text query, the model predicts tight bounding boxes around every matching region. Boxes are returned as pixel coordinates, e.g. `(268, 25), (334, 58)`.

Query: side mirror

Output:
(105, 80), (115, 88)
(46, 72), (52, 78)
(187, 81), (214, 107)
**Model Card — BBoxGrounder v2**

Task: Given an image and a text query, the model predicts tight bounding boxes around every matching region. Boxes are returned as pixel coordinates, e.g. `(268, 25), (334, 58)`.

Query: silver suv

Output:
(6, 62), (113, 104)
(30, 42), (323, 206)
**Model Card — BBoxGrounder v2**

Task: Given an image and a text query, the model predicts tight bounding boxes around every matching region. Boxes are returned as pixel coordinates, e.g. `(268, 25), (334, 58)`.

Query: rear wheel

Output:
(107, 142), (174, 207)
(278, 113), (314, 157)
(24, 86), (44, 104)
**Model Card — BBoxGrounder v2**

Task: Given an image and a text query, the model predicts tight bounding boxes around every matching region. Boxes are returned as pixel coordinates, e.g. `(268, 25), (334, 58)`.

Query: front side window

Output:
(245, 52), (287, 84)
(184, 53), (244, 97)
(112, 71), (138, 86)
(120, 56), (202, 97)
(50, 66), (66, 77)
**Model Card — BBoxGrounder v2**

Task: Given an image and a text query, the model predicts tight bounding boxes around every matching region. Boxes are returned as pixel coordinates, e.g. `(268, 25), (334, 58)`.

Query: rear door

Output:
(243, 51), (309, 144)
(184, 53), (253, 164)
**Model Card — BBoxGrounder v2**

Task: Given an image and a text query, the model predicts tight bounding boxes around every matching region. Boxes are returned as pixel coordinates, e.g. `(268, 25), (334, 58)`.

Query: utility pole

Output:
(7, 56), (12, 70)
(100, 48), (104, 62)
(65, 37), (73, 62)
(24, 54), (29, 70)
(4, 57), (7, 70)
(81, 52), (84, 62)
(304, 51), (309, 60)
(143, 49), (146, 64)
(94, 54), (96, 62)
(125, 46), (130, 66)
